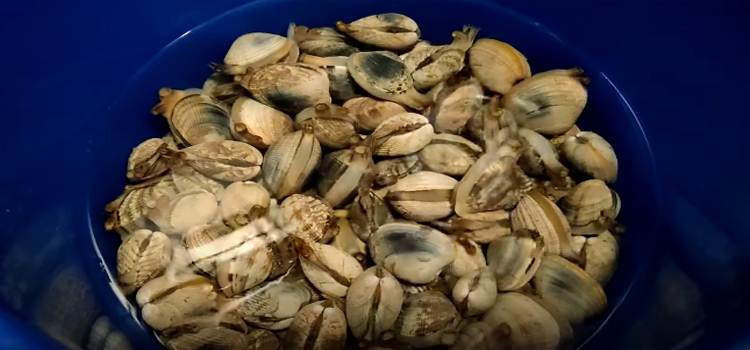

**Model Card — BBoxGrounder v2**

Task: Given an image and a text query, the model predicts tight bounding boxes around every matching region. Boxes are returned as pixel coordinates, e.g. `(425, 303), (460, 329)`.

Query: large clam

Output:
(238, 63), (332, 114)
(215, 31), (296, 75)
(348, 51), (431, 110)
(215, 231), (274, 297)
(336, 13), (420, 50)
(219, 181), (271, 230)
(423, 73), (484, 134)
(561, 131), (618, 183)
(395, 291), (461, 348)
(139, 276), (218, 331)
(231, 96), (294, 149)
(105, 176), (179, 234)
(468, 38), (531, 95)
(126, 138), (172, 182)
(560, 179), (615, 230)
(146, 190), (219, 234)
(262, 126), (322, 199)
(346, 266), (404, 344)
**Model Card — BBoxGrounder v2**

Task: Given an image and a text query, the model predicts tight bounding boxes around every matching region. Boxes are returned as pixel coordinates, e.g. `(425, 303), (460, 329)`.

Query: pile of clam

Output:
(105, 12), (623, 350)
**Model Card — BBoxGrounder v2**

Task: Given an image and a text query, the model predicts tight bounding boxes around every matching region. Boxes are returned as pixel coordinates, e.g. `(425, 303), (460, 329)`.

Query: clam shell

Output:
(234, 282), (312, 330)
(147, 190), (219, 234)
(431, 216), (512, 244)
(141, 282), (218, 331)
(116, 229), (172, 294)
(346, 266), (404, 342)
(424, 77), (484, 134)
(348, 189), (394, 242)
(262, 128), (322, 199)
(487, 229), (545, 291)
(136, 273), (212, 308)
(294, 26), (359, 57)
(177, 140), (263, 182)
(473, 292), (561, 350)
(395, 291), (461, 348)
(219, 181), (271, 230)
(105, 177), (179, 233)
(369, 113), (434, 156)
(266, 235), (299, 279)
(550, 124), (581, 149)
(580, 230), (619, 286)
(560, 179), (613, 227)
(417, 133), (481, 176)
(517, 127), (569, 182)
(202, 72), (246, 104)
(295, 238), (364, 297)
(348, 51), (431, 110)
(372, 154), (422, 187)
(275, 194), (334, 242)
(331, 213), (367, 262)
(285, 300), (348, 350)
(296, 103), (359, 149)
(510, 191), (580, 261)
(386, 171), (457, 222)
(159, 312), (249, 341)
(216, 234), (273, 297)
(324, 65), (363, 102)
(165, 326), (253, 350)
(230, 97), (294, 149)
(501, 68), (588, 136)
(344, 97), (407, 131)
(172, 169), (224, 197)
(126, 138), (171, 181)
(241, 63), (331, 114)
(444, 235), (486, 278)
(561, 131), (618, 183)
(451, 267), (497, 317)
(408, 26), (479, 91)
(533, 255), (607, 324)
(182, 223), (233, 276)
(468, 38), (531, 94)
(221, 32), (294, 75)
(369, 221), (456, 284)
(336, 13), (419, 50)
(403, 41), (443, 73)
(168, 93), (233, 147)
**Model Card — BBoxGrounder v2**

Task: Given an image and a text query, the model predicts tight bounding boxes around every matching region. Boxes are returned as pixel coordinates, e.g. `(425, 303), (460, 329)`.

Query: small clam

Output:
(230, 97), (294, 149)
(285, 300), (348, 350)
(151, 90), (233, 147)
(348, 51), (431, 110)
(451, 267), (497, 317)
(140, 278), (217, 330)
(293, 237), (364, 297)
(332, 211), (367, 262)
(172, 168), (224, 197)
(126, 138), (172, 181)
(215, 233), (274, 297)
(423, 74), (484, 134)
(275, 194), (335, 242)
(294, 26), (359, 57)
(146, 190), (219, 234)
(219, 181), (271, 229)
(343, 96), (408, 132)
(468, 38), (531, 94)
(368, 113), (434, 156)
(511, 190), (580, 261)
(369, 221), (456, 284)
(430, 215), (512, 244)
(234, 281), (312, 330)
(444, 235), (486, 279)
(533, 255), (607, 324)
(262, 126), (322, 199)
(372, 154), (422, 187)
(418, 133), (482, 176)
(386, 171), (457, 222)
(215, 32), (295, 75)
(136, 274), (213, 308)
(182, 224), (233, 276)
(105, 177), (179, 234)
(395, 291), (461, 348)
(560, 179), (614, 228)
(406, 26), (479, 91)
(116, 229), (172, 294)
(501, 68), (589, 136)
(239, 63), (332, 114)
(336, 13), (420, 50)
(164, 140), (263, 182)
(202, 72), (246, 104)
(580, 230), (619, 286)
(348, 187), (394, 242)
(487, 229), (545, 291)
(561, 131), (618, 183)
(296, 103), (359, 149)
(346, 266), (404, 343)
(517, 127), (570, 184)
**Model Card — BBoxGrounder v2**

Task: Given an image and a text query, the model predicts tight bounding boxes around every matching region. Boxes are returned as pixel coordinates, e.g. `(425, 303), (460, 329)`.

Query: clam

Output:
(182, 223), (233, 276)
(105, 177), (179, 234)
(262, 126), (322, 198)
(152, 90), (233, 147)
(444, 235), (486, 279)
(348, 51), (431, 110)
(146, 190), (219, 234)
(418, 133), (482, 176)
(346, 266), (404, 343)
(165, 326), (256, 350)
(517, 127), (570, 184)
(325, 65), (364, 102)
(215, 233), (274, 297)
(532, 176), (577, 204)
(230, 97), (295, 149)
(219, 181), (271, 229)
(285, 300), (348, 350)
(501, 68), (589, 136)
(233, 281), (312, 330)
(266, 235), (299, 279)
(424, 75), (484, 134)
(402, 41), (443, 73)
(368, 113), (434, 156)
(332, 211), (367, 262)
(126, 138), (172, 181)
(116, 229), (172, 294)
(348, 187), (394, 242)
(430, 215), (512, 244)
(561, 131), (618, 183)
(171, 168), (224, 197)
(560, 179), (614, 228)
(202, 72), (246, 104)
(336, 13), (420, 50)
(294, 26), (359, 57)
(510, 190), (580, 261)
(406, 26), (479, 91)
(550, 124), (581, 149)
(372, 154), (422, 187)
(451, 267), (497, 317)
(275, 194), (335, 242)
(238, 63), (332, 114)
(246, 329), (282, 350)
(293, 237), (364, 297)
(163, 140), (263, 182)
(343, 97), (408, 132)
(487, 229), (545, 291)
(140, 278), (218, 331)
(468, 38), (531, 95)
(159, 312), (249, 342)
(296, 103), (359, 149)
(579, 230), (619, 286)
(214, 32), (295, 75)
(369, 221), (456, 284)
(395, 291), (461, 348)
(386, 171), (457, 222)
(533, 255), (607, 324)
(136, 274), (213, 308)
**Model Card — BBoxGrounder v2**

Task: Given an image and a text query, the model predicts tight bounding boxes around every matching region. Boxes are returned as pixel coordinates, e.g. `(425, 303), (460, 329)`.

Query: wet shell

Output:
(346, 266), (404, 343)
(294, 238), (364, 297)
(294, 26), (359, 57)
(117, 229), (172, 294)
(344, 97), (408, 132)
(275, 194), (334, 242)
(218, 32), (294, 75)
(332, 212), (367, 262)
(173, 140), (264, 182)
(159, 312), (249, 341)
(230, 97), (294, 149)
(510, 190), (580, 262)
(240, 63), (332, 114)
(348, 189), (394, 242)
(368, 113), (434, 156)
(262, 127), (322, 199)
(285, 300), (348, 350)
(444, 235), (486, 278)
(517, 127), (570, 183)
(348, 51), (431, 110)
(126, 138), (171, 181)
(468, 38), (531, 94)
(417, 133), (481, 176)
(423, 76), (484, 134)
(219, 181), (271, 230)
(560, 179), (614, 227)
(202, 72), (246, 104)
(395, 291), (461, 348)
(550, 124), (581, 149)
(105, 178), (179, 233)
(215, 235), (274, 297)
(372, 154), (422, 187)
(561, 131), (618, 183)
(501, 68), (589, 136)
(172, 168), (224, 197)
(147, 190), (219, 234)
(580, 230), (619, 286)
(369, 221), (456, 284)
(451, 267), (497, 317)
(182, 224), (233, 276)
(296, 103), (359, 149)
(165, 324), (253, 350)
(159, 91), (233, 147)
(336, 13), (420, 50)
(487, 229), (545, 291)
(141, 281), (218, 331)
(533, 255), (607, 324)
(266, 234), (299, 279)
(246, 329), (282, 350)
(407, 26), (479, 91)
(234, 281), (312, 330)
(386, 171), (457, 222)
(136, 274), (213, 308)
(403, 41), (444, 75)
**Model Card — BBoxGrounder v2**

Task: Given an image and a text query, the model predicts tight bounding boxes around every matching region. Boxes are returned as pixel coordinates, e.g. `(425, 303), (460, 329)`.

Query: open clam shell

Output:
(510, 190), (580, 262)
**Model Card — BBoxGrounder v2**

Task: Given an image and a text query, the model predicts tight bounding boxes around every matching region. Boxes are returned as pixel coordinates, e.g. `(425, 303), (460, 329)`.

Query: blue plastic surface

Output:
(1, 1), (749, 349)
